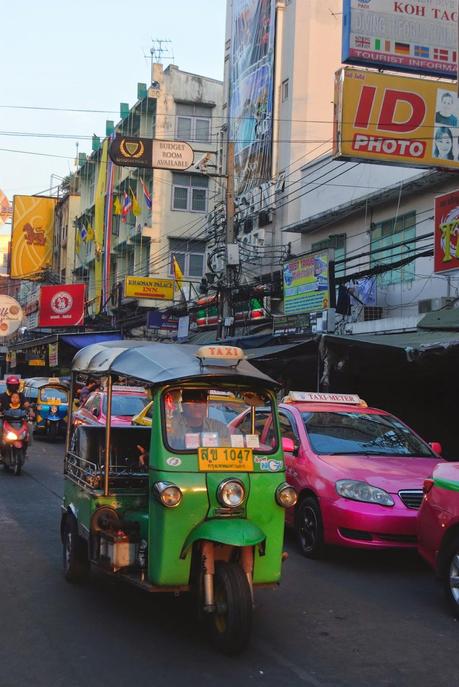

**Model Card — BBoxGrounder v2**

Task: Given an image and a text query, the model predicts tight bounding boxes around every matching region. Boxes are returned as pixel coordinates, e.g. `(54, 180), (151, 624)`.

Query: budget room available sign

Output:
(39, 284), (85, 327)
(334, 67), (459, 170)
(434, 190), (459, 273)
(342, 0), (458, 78)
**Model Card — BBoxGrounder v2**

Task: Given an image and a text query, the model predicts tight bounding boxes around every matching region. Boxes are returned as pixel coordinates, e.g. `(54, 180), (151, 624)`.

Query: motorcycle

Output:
(1, 408), (30, 476)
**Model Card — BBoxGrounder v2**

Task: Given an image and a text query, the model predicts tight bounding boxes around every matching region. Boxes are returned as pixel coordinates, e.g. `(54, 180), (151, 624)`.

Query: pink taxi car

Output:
(418, 462), (459, 617)
(275, 392), (444, 557)
(74, 386), (147, 427)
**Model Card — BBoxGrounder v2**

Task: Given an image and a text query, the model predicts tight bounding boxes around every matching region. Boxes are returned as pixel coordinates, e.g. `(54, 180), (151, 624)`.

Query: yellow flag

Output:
(113, 196), (122, 215)
(86, 224), (95, 242)
(130, 188), (141, 217)
(173, 255), (184, 289)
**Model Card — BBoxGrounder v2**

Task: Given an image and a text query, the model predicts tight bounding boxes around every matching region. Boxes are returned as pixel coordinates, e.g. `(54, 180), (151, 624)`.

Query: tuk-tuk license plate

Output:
(198, 447), (254, 472)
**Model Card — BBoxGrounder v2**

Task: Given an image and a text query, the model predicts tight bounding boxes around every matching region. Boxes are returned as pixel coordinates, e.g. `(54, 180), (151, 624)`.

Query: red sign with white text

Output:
(434, 191), (459, 274)
(39, 284), (86, 327)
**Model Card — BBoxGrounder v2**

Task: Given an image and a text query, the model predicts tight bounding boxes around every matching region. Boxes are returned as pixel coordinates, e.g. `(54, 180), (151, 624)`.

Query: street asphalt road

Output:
(0, 438), (457, 687)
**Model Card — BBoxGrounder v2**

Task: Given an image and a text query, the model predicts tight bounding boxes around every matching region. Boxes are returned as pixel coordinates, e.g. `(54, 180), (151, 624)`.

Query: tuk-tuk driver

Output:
(167, 389), (232, 450)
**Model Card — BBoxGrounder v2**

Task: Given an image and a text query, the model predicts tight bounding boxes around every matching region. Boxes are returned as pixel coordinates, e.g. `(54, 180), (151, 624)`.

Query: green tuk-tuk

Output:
(61, 341), (296, 654)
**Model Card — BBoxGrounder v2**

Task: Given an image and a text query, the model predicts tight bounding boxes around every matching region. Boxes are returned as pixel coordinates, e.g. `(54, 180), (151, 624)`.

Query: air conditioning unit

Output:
(418, 297), (455, 314)
(258, 210), (271, 227)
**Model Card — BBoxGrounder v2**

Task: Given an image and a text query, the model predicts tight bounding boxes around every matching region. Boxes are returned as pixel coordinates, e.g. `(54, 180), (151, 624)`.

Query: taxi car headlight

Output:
(217, 479), (245, 508)
(275, 482), (298, 508)
(336, 480), (394, 507)
(153, 481), (182, 508)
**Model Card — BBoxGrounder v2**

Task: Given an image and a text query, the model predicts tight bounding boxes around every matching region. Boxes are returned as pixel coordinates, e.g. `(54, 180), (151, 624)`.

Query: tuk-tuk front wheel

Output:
(207, 562), (252, 655)
(63, 517), (89, 583)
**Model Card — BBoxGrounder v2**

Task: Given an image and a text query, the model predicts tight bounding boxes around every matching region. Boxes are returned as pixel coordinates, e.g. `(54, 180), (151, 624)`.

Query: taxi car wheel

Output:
(444, 536), (459, 618)
(63, 518), (89, 583)
(208, 562), (252, 655)
(295, 496), (324, 559)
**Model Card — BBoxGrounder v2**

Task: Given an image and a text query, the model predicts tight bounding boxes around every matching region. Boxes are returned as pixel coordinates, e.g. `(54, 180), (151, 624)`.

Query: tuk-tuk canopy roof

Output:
(72, 340), (279, 388)
(24, 377), (69, 389)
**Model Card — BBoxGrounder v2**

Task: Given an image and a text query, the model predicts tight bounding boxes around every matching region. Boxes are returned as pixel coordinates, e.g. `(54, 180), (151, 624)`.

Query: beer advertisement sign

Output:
(334, 67), (459, 170)
(39, 284), (86, 327)
(434, 189), (459, 273)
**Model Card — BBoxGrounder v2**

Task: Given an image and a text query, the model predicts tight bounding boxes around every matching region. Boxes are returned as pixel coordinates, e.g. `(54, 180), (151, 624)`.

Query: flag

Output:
(414, 45), (429, 58)
(140, 178), (152, 209)
(173, 255), (184, 289)
(76, 228), (81, 249)
(121, 191), (132, 223)
(395, 42), (410, 55)
(86, 224), (95, 242)
(129, 188), (141, 217)
(374, 38), (390, 52)
(80, 225), (87, 241)
(355, 36), (370, 49)
(113, 196), (122, 215)
(433, 48), (449, 61)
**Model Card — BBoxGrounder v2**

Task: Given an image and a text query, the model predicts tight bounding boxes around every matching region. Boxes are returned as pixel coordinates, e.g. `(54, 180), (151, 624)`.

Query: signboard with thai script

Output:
(342, 0), (458, 78)
(334, 67), (459, 170)
(434, 189), (459, 273)
(283, 252), (330, 316)
(124, 276), (174, 301)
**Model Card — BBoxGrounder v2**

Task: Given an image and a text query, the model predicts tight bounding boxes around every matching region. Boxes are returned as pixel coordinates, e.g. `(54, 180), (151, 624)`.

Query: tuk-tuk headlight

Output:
(153, 481), (182, 508)
(275, 482), (298, 508)
(217, 479), (245, 508)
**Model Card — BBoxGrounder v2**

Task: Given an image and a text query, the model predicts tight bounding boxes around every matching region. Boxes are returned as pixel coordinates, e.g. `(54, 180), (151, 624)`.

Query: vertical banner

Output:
(10, 195), (56, 278)
(94, 139), (109, 314)
(229, 0), (275, 194)
(283, 252), (330, 315)
(434, 189), (459, 273)
(48, 343), (59, 367)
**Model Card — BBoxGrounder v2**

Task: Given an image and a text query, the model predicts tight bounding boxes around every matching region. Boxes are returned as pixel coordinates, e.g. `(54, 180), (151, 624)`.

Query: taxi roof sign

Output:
(196, 345), (245, 366)
(283, 391), (365, 406)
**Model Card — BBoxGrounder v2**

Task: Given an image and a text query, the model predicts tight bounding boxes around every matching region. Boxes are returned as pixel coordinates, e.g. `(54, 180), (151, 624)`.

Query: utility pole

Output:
(217, 141), (238, 340)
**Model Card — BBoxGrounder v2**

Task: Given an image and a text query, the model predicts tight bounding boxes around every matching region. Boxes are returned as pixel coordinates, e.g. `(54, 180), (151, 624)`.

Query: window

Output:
(279, 412), (299, 443)
(311, 234), (346, 277)
(176, 103), (212, 143)
(169, 238), (206, 279)
(370, 212), (415, 286)
(282, 79), (289, 102)
(172, 173), (208, 213)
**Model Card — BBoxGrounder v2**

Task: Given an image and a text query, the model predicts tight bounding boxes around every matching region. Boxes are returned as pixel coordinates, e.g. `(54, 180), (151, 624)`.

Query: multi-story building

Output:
(53, 186), (80, 284)
(74, 63), (223, 329)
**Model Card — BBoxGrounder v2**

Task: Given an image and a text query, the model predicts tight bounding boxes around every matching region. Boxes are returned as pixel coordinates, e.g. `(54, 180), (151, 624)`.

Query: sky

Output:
(0, 0), (226, 208)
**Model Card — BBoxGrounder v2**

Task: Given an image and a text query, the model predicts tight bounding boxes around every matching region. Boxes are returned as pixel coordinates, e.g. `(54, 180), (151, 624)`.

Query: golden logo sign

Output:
(119, 138), (145, 159)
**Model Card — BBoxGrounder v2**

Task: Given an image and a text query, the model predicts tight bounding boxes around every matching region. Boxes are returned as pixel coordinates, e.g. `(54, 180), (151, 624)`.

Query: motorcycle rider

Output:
(0, 376), (29, 412)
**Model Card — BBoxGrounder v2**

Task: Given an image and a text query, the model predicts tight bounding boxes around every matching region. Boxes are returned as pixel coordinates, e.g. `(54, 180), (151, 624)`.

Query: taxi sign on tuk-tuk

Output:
(61, 341), (297, 654)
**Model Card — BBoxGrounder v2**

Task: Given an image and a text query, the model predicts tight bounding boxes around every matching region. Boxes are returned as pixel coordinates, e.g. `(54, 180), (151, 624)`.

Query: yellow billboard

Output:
(334, 67), (459, 170)
(11, 195), (56, 278)
(124, 276), (174, 300)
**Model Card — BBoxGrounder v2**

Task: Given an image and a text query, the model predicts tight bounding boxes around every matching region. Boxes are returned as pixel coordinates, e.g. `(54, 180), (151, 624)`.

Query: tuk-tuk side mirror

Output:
(92, 407), (100, 418)
(430, 441), (442, 457)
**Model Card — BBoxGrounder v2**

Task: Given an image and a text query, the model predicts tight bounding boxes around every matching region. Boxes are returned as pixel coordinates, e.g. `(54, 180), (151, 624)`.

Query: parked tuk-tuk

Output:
(61, 341), (296, 654)
(24, 377), (69, 439)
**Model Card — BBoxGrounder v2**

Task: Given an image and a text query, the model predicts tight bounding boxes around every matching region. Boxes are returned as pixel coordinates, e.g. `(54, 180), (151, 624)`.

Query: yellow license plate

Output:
(198, 447), (254, 472)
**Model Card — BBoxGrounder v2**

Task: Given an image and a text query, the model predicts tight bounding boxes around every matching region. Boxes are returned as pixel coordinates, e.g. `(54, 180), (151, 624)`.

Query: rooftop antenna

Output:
(148, 39), (174, 69)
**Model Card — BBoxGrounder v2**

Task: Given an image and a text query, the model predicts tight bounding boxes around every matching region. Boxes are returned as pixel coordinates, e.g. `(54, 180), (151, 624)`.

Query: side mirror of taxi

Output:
(429, 441), (442, 457)
(92, 407), (100, 418)
(282, 437), (299, 456)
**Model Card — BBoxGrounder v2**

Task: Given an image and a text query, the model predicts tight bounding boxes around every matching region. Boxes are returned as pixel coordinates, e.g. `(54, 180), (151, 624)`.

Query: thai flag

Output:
(140, 178), (152, 209)
(121, 191), (132, 223)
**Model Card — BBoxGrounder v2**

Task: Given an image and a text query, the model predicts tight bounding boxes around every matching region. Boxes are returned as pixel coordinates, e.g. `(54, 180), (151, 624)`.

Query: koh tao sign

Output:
(109, 135), (194, 171)
(334, 67), (459, 170)
(342, 0), (458, 78)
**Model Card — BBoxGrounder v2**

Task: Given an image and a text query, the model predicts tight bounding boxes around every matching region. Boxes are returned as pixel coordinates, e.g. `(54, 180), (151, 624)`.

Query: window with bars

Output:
(169, 238), (206, 279)
(370, 212), (416, 286)
(176, 103), (212, 143)
(172, 173), (208, 213)
(311, 234), (346, 276)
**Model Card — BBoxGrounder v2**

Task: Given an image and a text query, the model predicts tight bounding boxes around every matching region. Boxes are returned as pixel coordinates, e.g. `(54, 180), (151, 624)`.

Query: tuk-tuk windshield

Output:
(163, 387), (278, 453)
(40, 387), (68, 403)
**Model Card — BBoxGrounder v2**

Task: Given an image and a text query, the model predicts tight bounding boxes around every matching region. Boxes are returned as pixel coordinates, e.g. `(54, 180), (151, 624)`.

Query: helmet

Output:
(6, 375), (20, 394)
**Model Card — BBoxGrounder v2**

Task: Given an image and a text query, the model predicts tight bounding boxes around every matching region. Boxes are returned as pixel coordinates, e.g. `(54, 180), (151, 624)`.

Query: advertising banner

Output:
(124, 276), (174, 301)
(0, 296), (23, 337)
(39, 284), (86, 327)
(229, 0), (275, 194)
(334, 67), (459, 170)
(109, 136), (194, 171)
(146, 310), (179, 330)
(48, 343), (59, 367)
(434, 189), (459, 273)
(342, 0), (457, 78)
(10, 195), (56, 278)
(283, 252), (330, 316)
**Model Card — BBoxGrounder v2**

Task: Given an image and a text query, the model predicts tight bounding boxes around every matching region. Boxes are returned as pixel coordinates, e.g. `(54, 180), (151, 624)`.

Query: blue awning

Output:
(60, 332), (122, 349)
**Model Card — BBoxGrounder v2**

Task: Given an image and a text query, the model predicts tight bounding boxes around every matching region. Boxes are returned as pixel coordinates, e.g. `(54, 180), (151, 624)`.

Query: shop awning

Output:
(60, 332), (122, 349)
(324, 330), (459, 358)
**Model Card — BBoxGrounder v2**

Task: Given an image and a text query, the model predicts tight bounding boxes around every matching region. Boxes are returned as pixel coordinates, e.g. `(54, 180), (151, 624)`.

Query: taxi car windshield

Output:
(301, 411), (434, 457)
(103, 395), (147, 416)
